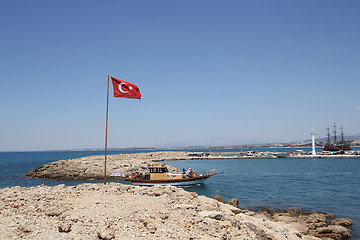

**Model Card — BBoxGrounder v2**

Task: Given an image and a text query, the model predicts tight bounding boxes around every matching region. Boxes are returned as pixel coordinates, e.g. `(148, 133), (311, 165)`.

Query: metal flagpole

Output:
(104, 75), (110, 184)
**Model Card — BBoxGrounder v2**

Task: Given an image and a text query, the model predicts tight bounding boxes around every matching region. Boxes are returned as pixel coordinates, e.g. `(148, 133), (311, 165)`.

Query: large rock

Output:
(227, 198), (239, 207)
(58, 223), (71, 233)
(212, 195), (224, 203)
(298, 212), (326, 224)
(326, 213), (336, 219)
(315, 225), (351, 239)
(328, 225), (352, 238)
(331, 218), (353, 226)
(97, 225), (115, 240)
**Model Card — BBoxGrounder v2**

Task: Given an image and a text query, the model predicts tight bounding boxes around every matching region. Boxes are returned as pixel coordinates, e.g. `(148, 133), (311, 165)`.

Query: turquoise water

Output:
(0, 149), (161, 188)
(165, 157), (360, 239)
(1, 148), (359, 238)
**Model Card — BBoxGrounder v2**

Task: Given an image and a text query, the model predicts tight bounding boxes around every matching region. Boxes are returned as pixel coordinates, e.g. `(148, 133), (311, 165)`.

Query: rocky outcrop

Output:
(331, 218), (354, 226)
(1, 183), (323, 240)
(250, 208), (353, 239)
(227, 198), (239, 207)
(212, 195), (225, 203)
(26, 151), (188, 180)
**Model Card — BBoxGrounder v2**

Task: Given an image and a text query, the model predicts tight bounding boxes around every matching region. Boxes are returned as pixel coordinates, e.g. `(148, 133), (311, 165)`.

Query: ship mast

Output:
(333, 123), (337, 143)
(326, 127), (330, 143)
(340, 126), (345, 143)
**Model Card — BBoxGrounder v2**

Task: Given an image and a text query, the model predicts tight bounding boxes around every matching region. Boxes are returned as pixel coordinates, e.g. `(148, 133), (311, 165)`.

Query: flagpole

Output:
(104, 75), (110, 185)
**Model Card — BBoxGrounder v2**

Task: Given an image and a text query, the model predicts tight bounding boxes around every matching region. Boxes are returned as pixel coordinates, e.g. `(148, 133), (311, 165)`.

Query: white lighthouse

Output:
(311, 129), (316, 155)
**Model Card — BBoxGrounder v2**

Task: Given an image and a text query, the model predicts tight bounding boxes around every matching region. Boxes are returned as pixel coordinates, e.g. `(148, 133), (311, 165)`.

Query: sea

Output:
(1, 147), (360, 239)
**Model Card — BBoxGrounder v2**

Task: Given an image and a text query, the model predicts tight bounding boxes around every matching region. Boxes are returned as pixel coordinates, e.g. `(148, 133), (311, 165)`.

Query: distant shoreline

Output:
(3, 145), (360, 153)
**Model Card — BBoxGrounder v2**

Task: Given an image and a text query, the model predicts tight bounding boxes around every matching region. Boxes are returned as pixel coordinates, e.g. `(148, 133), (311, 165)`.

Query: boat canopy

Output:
(149, 167), (169, 173)
(147, 163), (169, 173)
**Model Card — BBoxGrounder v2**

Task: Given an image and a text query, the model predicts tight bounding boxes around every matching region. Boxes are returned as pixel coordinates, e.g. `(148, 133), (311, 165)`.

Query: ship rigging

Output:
(323, 123), (351, 151)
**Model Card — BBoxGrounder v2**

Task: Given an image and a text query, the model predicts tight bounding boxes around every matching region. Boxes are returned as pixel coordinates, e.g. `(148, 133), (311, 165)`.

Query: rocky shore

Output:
(213, 196), (353, 239)
(25, 151), (360, 180)
(26, 151), (189, 180)
(0, 183), (353, 239)
(22, 151), (355, 239)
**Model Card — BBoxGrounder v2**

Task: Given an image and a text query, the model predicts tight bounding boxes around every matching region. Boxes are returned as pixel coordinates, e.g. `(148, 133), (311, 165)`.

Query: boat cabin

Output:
(148, 164), (169, 173)
(147, 163), (183, 181)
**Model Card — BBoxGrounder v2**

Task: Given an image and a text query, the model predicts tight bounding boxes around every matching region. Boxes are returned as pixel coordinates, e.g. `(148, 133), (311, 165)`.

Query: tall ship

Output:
(323, 123), (352, 151)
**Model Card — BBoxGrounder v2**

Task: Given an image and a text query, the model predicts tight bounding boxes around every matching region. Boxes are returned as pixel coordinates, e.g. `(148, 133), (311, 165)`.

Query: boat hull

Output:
(128, 179), (206, 186)
(124, 173), (221, 186)
(323, 143), (351, 151)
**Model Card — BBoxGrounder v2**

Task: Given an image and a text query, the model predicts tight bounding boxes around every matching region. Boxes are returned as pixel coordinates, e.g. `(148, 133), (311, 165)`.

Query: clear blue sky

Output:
(1, 0), (359, 151)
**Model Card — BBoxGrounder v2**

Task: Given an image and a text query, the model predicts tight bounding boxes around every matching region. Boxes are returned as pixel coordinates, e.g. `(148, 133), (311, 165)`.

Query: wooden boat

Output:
(123, 163), (222, 186)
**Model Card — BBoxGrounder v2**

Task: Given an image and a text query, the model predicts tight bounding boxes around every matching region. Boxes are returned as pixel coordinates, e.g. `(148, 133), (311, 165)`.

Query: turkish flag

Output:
(111, 77), (141, 99)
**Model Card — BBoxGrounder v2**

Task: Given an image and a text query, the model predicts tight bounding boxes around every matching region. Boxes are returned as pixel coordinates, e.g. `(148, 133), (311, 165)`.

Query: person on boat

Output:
(186, 168), (193, 177)
(182, 168), (186, 178)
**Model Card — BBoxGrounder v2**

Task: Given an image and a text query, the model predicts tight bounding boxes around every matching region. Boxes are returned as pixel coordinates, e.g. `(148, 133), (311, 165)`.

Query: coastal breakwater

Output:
(25, 151), (360, 180)
(0, 183), (353, 239)
(26, 151), (188, 180)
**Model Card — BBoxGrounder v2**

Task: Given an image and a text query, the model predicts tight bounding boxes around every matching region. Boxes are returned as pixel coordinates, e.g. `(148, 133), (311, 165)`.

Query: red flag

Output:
(111, 77), (141, 99)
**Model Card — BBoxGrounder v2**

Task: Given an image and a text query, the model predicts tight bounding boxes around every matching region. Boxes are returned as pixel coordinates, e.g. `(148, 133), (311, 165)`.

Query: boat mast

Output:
(326, 127), (330, 143)
(341, 126), (345, 143)
(333, 123), (337, 143)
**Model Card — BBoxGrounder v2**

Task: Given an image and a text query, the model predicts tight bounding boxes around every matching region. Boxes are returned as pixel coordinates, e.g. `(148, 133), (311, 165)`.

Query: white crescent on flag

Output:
(118, 83), (128, 93)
